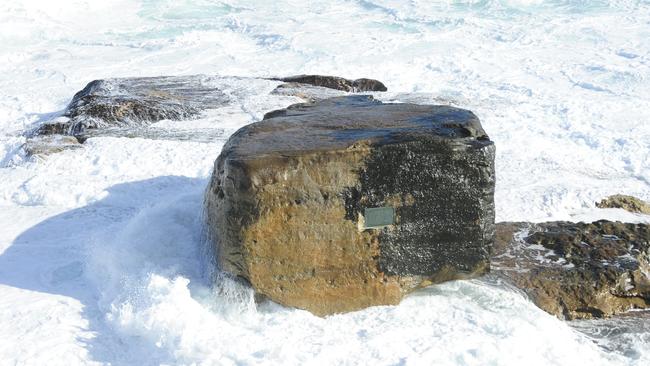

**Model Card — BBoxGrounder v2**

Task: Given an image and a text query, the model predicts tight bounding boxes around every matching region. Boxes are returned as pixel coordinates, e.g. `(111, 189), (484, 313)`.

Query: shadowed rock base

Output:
(205, 95), (495, 316)
(493, 221), (650, 319)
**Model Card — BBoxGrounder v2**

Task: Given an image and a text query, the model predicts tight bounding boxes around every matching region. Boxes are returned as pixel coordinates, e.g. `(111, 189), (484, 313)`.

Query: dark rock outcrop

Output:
(36, 75), (230, 138)
(596, 194), (650, 214)
(493, 221), (650, 319)
(271, 75), (387, 92)
(30, 75), (389, 155)
(204, 95), (495, 316)
(36, 75), (387, 139)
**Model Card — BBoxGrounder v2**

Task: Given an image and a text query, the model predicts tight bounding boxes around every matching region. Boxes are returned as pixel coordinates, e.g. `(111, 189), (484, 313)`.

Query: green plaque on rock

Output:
(364, 207), (395, 228)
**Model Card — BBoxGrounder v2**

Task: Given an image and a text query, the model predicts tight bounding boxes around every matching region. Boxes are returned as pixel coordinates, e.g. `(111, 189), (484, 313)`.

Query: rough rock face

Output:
(271, 75), (387, 92)
(205, 95), (495, 316)
(596, 194), (650, 214)
(493, 221), (650, 319)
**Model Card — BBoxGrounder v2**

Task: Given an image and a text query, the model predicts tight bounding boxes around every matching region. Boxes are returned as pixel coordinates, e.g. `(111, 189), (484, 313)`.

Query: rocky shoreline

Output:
(24, 74), (386, 158)
(27, 74), (650, 319)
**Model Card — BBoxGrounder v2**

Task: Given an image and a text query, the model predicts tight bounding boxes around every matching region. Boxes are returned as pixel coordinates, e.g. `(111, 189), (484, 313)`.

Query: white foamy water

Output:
(1, 0), (649, 365)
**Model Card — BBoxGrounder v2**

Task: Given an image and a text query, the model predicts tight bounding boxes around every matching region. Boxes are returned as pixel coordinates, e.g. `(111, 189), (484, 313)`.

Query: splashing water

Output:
(0, 0), (649, 365)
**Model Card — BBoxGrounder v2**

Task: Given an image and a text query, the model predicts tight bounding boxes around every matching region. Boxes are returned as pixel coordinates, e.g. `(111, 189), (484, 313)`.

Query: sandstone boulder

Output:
(493, 221), (650, 319)
(205, 95), (495, 316)
(596, 194), (650, 214)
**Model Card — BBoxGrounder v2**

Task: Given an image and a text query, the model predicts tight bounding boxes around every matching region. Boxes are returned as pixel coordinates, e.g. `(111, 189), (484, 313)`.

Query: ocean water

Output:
(0, 1), (649, 365)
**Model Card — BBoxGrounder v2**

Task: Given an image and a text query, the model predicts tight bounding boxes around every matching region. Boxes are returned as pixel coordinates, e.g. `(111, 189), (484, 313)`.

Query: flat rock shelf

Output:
(204, 95), (495, 316)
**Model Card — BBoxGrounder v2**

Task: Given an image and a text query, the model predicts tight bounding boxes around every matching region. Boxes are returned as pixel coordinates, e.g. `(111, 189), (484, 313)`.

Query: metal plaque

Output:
(364, 207), (395, 229)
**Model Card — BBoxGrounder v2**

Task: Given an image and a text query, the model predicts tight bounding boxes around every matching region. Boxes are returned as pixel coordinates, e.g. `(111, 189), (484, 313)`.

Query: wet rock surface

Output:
(596, 194), (650, 214)
(493, 221), (650, 319)
(36, 75), (231, 137)
(28, 74), (389, 155)
(271, 74), (387, 92)
(269, 82), (348, 102)
(205, 95), (495, 316)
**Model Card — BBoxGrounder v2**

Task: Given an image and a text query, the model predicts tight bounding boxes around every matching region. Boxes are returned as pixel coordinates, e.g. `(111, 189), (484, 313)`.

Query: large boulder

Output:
(493, 221), (650, 319)
(204, 95), (495, 316)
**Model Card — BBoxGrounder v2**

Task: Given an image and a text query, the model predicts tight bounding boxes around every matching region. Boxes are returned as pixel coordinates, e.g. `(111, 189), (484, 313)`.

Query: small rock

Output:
(493, 221), (650, 319)
(596, 194), (650, 214)
(271, 75), (387, 92)
(352, 78), (388, 92)
(205, 95), (495, 316)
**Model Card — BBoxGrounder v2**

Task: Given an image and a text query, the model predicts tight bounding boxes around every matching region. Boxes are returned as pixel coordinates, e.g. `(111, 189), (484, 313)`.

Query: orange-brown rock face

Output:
(204, 96), (495, 316)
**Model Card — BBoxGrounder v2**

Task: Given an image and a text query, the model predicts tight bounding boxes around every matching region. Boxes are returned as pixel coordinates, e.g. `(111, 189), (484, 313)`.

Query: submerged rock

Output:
(204, 95), (495, 316)
(596, 194), (650, 214)
(493, 221), (650, 319)
(23, 135), (82, 157)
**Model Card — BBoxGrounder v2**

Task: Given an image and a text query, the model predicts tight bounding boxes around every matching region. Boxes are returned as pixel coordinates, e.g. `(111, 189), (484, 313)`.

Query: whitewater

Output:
(0, 0), (649, 365)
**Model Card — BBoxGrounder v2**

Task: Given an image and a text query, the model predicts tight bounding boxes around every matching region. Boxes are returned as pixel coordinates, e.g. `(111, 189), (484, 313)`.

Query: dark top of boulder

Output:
(224, 95), (490, 159)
